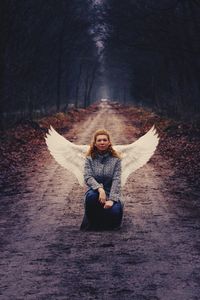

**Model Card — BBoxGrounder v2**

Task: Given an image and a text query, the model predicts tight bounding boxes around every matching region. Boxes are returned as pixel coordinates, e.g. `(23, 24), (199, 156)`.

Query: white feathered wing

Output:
(45, 125), (159, 187)
(113, 125), (159, 186)
(45, 126), (88, 186)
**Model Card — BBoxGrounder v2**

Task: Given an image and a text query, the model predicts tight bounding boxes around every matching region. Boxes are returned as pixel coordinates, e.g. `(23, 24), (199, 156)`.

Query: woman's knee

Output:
(111, 202), (123, 216)
(85, 190), (99, 206)
(86, 189), (98, 199)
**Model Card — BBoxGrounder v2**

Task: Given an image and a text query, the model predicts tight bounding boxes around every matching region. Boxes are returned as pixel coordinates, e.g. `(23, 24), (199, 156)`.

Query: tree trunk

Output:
(75, 62), (83, 108)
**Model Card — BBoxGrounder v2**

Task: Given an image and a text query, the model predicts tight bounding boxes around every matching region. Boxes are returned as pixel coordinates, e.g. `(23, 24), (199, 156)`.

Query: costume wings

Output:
(45, 125), (159, 187)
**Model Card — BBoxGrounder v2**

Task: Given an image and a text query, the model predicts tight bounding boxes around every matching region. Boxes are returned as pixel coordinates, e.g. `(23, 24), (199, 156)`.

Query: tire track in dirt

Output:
(1, 102), (200, 300)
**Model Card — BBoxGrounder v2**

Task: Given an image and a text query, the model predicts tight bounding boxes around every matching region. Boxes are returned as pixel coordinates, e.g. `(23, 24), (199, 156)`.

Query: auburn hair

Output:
(86, 129), (121, 159)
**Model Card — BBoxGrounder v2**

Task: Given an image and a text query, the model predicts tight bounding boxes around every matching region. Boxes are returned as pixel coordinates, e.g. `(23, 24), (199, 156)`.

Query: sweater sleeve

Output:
(84, 157), (103, 190)
(109, 159), (121, 202)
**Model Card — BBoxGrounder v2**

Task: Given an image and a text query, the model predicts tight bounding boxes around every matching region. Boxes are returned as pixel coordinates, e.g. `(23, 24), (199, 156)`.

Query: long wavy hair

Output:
(86, 129), (121, 159)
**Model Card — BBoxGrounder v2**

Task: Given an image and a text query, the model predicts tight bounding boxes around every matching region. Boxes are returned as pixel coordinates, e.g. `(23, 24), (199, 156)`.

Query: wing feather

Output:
(45, 126), (88, 186)
(114, 126), (159, 186)
(45, 125), (159, 188)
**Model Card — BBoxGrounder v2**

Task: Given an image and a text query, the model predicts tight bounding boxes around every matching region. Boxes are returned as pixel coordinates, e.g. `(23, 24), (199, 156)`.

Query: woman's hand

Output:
(104, 200), (114, 209)
(98, 187), (107, 204)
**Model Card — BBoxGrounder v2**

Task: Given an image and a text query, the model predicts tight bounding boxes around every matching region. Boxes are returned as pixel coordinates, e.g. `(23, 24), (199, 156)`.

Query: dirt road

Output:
(1, 102), (200, 300)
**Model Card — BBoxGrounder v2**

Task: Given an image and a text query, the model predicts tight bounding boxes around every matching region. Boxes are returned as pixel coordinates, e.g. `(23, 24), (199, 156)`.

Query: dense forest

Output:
(104, 0), (200, 121)
(0, 0), (200, 128)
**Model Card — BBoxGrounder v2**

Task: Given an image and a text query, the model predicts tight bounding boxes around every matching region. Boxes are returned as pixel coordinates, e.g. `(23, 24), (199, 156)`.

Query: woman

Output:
(80, 129), (123, 231)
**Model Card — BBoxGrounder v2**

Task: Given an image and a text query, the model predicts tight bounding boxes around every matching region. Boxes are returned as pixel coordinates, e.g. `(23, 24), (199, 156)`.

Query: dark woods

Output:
(0, 0), (200, 129)
(105, 0), (200, 122)
(0, 0), (101, 128)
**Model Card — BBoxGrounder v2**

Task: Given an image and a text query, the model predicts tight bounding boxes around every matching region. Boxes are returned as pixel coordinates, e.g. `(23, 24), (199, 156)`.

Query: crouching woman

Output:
(80, 129), (123, 231)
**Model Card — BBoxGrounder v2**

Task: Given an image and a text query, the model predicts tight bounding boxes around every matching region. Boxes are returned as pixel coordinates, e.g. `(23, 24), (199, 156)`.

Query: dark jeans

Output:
(80, 189), (123, 231)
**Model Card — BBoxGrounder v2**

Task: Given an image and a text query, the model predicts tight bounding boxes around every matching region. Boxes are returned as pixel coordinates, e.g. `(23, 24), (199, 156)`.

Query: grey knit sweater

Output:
(84, 152), (122, 203)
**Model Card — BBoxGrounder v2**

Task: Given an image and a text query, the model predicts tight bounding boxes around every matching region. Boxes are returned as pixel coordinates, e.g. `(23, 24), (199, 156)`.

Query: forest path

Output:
(1, 102), (200, 300)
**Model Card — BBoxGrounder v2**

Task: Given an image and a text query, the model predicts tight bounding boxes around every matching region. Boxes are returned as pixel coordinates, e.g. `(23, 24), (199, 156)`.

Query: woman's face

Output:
(95, 134), (110, 152)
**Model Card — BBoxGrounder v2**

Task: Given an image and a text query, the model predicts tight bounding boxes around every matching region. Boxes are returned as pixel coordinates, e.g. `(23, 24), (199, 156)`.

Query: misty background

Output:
(0, 0), (200, 128)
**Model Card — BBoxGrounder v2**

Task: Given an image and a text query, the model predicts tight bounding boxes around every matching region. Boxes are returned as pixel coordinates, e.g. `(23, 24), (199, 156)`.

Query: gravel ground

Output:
(0, 102), (200, 300)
